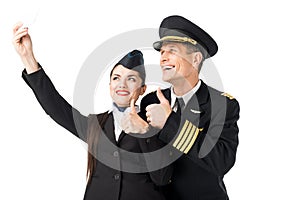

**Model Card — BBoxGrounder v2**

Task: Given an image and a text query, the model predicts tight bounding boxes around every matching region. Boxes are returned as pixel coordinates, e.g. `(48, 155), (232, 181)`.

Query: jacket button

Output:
(113, 151), (119, 157)
(146, 138), (150, 144)
(114, 174), (120, 180)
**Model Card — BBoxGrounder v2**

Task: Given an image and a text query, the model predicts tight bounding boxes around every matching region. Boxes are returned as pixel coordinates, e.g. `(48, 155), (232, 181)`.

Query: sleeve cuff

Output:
(159, 111), (181, 143)
(21, 63), (45, 88)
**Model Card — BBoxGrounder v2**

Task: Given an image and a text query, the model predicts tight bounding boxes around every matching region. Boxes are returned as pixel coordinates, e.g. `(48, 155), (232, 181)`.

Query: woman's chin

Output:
(114, 101), (129, 108)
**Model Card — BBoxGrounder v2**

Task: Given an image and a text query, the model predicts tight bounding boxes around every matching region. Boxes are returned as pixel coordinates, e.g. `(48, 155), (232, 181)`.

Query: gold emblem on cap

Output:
(221, 92), (235, 100)
(161, 36), (197, 45)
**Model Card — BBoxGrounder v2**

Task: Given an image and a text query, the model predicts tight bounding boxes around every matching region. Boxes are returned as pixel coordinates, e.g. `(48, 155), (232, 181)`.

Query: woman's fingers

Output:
(13, 28), (28, 42)
(13, 22), (24, 34)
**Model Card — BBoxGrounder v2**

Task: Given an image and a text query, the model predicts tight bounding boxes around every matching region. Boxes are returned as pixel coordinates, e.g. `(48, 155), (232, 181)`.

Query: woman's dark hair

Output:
(86, 113), (109, 183)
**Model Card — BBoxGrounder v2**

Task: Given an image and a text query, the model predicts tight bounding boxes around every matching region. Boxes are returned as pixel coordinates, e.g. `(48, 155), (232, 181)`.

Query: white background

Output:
(1, 0), (300, 199)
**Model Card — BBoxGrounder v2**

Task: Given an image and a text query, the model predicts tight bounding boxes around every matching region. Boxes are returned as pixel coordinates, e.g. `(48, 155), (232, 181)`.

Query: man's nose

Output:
(160, 51), (170, 63)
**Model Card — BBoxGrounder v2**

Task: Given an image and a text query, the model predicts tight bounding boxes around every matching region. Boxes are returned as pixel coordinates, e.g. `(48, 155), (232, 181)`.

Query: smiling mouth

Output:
(116, 90), (130, 96)
(162, 65), (175, 71)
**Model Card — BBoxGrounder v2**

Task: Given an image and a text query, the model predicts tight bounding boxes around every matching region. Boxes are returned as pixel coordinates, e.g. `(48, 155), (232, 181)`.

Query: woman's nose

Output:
(118, 78), (127, 88)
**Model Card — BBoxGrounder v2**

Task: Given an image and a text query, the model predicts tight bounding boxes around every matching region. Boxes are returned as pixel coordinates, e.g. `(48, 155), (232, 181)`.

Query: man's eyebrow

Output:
(163, 44), (178, 49)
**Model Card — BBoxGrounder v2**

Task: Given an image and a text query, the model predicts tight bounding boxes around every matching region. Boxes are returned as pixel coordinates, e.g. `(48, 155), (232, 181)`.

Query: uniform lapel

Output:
(194, 81), (210, 109)
(117, 131), (126, 144)
(99, 113), (118, 145)
(162, 88), (172, 104)
(182, 81), (210, 127)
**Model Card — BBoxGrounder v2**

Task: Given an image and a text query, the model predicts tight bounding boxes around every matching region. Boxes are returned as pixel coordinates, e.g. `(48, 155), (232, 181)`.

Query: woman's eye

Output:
(128, 77), (136, 82)
(112, 77), (119, 81)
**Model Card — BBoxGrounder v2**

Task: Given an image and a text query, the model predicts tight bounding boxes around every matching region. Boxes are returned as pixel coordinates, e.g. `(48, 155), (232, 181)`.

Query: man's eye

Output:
(170, 48), (177, 53)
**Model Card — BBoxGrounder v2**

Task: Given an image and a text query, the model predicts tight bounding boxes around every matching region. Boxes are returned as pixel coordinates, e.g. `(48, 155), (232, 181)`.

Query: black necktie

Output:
(176, 97), (185, 114)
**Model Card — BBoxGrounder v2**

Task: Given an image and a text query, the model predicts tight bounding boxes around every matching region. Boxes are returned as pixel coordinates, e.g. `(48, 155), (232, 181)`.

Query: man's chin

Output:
(162, 74), (173, 82)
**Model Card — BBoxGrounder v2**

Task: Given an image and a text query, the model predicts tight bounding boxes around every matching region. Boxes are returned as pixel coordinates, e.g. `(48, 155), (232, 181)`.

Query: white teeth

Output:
(117, 91), (129, 95)
(162, 65), (174, 70)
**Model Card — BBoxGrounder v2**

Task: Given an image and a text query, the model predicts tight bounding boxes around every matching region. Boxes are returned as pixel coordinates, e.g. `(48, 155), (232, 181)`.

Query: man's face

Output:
(159, 42), (198, 84)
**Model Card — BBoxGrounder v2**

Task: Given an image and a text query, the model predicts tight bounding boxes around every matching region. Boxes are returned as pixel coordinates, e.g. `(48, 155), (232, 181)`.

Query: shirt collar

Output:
(170, 80), (201, 107)
(108, 102), (140, 114)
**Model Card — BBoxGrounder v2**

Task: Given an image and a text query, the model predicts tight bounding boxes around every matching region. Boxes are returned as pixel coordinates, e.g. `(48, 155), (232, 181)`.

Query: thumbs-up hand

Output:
(121, 99), (149, 134)
(145, 88), (172, 129)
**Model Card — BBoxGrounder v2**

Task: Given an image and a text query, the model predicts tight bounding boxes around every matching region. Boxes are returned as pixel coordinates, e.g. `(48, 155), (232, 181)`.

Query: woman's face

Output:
(110, 65), (146, 107)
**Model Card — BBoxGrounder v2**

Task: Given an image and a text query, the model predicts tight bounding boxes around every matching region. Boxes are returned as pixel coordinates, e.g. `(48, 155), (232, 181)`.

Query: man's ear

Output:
(192, 52), (202, 68)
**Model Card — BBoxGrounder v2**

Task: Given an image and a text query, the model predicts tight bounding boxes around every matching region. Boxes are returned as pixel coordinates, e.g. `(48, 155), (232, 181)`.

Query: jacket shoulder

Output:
(206, 85), (239, 114)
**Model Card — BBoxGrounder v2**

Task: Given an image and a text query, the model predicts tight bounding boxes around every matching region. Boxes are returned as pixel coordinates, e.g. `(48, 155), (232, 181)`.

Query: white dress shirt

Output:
(108, 103), (139, 141)
(170, 80), (201, 111)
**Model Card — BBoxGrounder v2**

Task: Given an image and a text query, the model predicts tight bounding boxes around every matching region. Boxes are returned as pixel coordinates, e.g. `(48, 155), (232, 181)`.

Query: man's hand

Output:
(12, 22), (39, 73)
(146, 88), (171, 129)
(122, 99), (149, 134)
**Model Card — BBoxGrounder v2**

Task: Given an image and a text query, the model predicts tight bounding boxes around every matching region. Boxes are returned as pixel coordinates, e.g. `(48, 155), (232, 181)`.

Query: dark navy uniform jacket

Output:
(22, 66), (172, 200)
(140, 82), (240, 200)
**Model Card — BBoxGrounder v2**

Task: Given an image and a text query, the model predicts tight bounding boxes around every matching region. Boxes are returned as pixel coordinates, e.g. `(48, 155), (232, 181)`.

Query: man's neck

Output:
(172, 79), (199, 96)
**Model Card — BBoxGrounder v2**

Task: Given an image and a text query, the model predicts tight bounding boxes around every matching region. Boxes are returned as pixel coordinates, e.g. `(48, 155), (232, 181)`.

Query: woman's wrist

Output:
(21, 54), (39, 74)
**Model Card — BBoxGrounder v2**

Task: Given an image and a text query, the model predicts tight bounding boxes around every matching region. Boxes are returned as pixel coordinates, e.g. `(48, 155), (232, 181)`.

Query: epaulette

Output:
(221, 92), (235, 100)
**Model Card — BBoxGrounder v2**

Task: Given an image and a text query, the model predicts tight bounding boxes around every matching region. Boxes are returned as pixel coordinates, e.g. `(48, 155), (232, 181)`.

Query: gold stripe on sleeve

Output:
(183, 128), (202, 154)
(180, 125), (196, 152)
(173, 120), (189, 148)
(176, 122), (193, 150)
